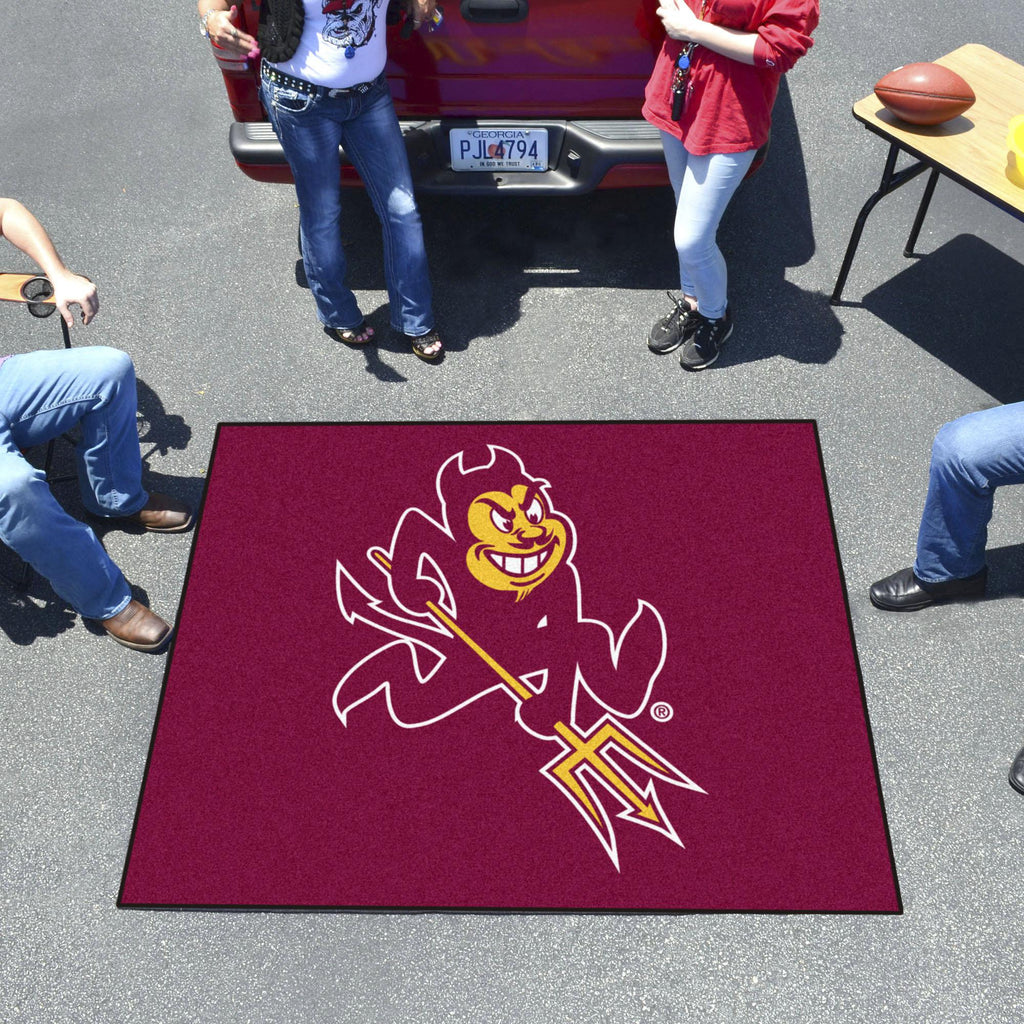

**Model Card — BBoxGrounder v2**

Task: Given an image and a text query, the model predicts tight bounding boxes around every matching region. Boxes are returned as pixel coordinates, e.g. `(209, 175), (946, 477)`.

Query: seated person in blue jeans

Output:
(869, 402), (1024, 795)
(0, 198), (191, 652)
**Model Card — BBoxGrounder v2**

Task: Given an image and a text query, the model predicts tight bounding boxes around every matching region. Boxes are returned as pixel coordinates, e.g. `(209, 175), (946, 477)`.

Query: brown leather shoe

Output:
(100, 599), (172, 652)
(124, 493), (193, 533)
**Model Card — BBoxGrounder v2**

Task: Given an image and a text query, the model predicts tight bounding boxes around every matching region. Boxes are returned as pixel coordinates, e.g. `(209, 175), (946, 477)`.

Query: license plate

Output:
(449, 128), (548, 172)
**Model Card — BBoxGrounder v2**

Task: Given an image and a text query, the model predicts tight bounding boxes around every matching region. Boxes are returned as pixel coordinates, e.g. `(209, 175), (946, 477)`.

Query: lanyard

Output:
(670, 0), (709, 120)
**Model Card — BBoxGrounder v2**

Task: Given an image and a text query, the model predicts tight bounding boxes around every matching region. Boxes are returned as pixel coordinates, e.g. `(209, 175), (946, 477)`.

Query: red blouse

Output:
(642, 0), (819, 155)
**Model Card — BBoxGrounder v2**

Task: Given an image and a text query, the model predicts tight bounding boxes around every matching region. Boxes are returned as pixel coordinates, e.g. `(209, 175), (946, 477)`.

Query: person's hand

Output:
(51, 271), (98, 327)
(406, 0), (437, 30)
(656, 0), (702, 43)
(206, 5), (260, 59)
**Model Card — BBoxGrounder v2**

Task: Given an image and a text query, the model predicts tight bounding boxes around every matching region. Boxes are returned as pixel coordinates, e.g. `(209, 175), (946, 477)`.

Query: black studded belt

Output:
(261, 61), (379, 98)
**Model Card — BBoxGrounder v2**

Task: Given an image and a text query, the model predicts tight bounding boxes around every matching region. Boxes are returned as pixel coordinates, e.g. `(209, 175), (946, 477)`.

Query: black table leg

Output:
(831, 143), (932, 304)
(904, 168), (940, 257)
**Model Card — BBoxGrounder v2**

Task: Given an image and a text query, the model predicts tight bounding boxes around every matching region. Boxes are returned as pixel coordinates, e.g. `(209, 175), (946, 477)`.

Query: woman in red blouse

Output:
(643, 0), (818, 369)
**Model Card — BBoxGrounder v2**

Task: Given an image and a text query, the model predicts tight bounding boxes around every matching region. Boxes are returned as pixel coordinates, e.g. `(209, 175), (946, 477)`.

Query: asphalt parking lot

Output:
(1, 2), (1023, 1021)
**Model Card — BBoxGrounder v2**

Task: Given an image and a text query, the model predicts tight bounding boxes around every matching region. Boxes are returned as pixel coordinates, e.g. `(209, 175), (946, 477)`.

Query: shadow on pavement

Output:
(984, 542), (1024, 599)
(0, 585), (77, 645)
(297, 78), (840, 367)
(721, 77), (843, 368)
(136, 377), (192, 461)
(861, 234), (1024, 404)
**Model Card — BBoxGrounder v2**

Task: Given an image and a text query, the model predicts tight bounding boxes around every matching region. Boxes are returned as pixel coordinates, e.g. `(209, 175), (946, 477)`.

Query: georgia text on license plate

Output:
(449, 128), (548, 172)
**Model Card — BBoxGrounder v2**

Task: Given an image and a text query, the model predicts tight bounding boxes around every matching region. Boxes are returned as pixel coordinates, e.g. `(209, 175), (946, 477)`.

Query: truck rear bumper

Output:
(229, 118), (668, 194)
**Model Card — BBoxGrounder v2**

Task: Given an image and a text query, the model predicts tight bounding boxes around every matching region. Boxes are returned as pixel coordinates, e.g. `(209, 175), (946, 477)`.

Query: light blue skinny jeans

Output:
(660, 131), (756, 320)
(261, 70), (434, 337)
(914, 402), (1024, 582)
(0, 346), (146, 619)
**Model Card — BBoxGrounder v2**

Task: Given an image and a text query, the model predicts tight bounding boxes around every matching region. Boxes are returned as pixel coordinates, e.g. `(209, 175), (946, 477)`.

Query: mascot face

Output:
(322, 0), (378, 48)
(465, 483), (567, 599)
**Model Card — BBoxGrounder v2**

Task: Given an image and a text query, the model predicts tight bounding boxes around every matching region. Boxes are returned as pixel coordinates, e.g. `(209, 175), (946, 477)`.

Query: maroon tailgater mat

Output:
(119, 422), (900, 913)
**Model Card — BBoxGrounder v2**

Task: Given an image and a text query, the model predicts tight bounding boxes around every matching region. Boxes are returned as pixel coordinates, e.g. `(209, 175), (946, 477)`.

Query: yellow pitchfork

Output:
(368, 551), (704, 869)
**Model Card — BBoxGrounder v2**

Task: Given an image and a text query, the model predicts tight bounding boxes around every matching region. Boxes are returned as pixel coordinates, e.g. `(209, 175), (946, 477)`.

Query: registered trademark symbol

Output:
(650, 702), (673, 722)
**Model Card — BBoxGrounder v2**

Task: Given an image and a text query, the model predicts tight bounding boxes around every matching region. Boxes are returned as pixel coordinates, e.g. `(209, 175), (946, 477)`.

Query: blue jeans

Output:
(660, 132), (756, 320)
(914, 402), (1024, 582)
(261, 71), (434, 337)
(0, 347), (147, 619)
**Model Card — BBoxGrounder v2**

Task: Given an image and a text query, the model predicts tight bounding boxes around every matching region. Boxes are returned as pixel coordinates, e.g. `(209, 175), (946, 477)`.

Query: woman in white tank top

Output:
(199, 0), (443, 361)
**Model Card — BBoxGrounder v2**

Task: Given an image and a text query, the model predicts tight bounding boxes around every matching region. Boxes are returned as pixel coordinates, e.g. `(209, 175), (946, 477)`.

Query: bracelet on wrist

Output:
(199, 8), (219, 39)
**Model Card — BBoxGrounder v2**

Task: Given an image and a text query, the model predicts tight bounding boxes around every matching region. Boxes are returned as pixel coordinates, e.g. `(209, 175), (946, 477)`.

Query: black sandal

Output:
(328, 321), (375, 347)
(406, 329), (443, 362)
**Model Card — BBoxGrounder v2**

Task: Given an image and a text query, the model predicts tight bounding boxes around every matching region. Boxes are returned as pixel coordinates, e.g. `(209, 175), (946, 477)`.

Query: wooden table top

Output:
(853, 43), (1024, 217)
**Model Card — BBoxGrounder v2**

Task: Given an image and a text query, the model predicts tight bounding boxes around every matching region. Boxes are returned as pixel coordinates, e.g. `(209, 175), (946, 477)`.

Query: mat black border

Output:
(117, 419), (903, 916)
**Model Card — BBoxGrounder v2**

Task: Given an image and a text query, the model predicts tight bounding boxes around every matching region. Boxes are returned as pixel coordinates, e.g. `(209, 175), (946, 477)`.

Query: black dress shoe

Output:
(1010, 745), (1024, 795)
(869, 565), (987, 611)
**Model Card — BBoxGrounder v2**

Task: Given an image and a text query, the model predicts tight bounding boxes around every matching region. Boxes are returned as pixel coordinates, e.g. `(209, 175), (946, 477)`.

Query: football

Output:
(874, 62), (976, 126)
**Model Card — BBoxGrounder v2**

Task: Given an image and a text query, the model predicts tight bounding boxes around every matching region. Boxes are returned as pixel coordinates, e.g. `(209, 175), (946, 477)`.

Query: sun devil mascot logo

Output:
(333, 445), (705, 870)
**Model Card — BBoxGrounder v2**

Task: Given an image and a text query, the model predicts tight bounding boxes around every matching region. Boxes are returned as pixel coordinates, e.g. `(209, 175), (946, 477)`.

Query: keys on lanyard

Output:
(668, 0), (707, 120)
(671, 44), (696, 121)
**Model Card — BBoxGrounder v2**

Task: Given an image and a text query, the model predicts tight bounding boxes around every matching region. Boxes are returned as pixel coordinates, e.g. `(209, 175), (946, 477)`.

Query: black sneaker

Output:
(679, 306), (733, 371)
(648, 292), (699, 354)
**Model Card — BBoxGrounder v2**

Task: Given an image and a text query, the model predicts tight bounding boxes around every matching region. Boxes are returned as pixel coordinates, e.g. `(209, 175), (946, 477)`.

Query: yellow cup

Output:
(1007, 114), (1024, 187)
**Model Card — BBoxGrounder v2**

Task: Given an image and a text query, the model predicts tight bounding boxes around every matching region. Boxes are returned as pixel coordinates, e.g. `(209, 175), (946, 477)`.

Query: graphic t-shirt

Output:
(268, 0), (390, 89)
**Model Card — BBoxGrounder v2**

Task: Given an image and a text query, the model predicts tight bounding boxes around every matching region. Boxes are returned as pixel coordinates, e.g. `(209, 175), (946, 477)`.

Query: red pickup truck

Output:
(215, 0), (669, 193)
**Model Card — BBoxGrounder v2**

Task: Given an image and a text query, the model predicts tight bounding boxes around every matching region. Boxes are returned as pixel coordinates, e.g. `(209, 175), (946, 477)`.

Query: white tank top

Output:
(269, 0), (390, 89)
